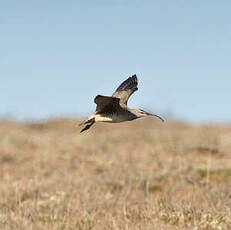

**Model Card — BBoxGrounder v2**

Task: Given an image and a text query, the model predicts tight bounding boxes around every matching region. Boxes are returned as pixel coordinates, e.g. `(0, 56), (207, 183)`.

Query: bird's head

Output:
(135, 109), (165, 122)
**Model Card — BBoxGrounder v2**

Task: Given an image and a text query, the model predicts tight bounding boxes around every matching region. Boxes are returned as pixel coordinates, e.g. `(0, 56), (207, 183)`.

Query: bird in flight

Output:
(80, 74), (164, 133)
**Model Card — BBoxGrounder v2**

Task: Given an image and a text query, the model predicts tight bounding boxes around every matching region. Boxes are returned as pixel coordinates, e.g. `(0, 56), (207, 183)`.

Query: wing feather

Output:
(112, 74), (138, 106)
(94, 95), (120, 114)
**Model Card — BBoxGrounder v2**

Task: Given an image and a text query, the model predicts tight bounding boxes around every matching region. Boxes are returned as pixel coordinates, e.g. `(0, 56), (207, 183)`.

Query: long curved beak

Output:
(147, 112), (165, 122)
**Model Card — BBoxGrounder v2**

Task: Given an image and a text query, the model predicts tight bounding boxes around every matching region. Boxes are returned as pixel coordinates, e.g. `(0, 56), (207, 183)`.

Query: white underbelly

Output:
(94, 114), (126, 123)
(95, 116), (113, 122)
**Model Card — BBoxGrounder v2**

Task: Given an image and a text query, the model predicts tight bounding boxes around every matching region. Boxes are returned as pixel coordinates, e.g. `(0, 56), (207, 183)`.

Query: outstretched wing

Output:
(112, 74), (138, 106)
(94, 95), (120, 114)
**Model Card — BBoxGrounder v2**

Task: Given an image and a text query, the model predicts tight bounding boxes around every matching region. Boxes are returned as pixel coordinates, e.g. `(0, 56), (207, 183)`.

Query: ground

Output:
(0, 118), (231, 230)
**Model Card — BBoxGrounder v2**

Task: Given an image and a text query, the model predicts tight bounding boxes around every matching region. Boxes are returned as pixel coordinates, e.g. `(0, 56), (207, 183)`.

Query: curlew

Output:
(80, 74), (164, 133)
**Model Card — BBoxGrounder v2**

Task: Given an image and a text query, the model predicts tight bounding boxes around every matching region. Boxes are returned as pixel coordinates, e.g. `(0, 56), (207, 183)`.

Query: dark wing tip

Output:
(94, 95), (100, 101)
(94, 95), (103, 104)
(115, 74), (138, 92)
(131, 74), (137, 81)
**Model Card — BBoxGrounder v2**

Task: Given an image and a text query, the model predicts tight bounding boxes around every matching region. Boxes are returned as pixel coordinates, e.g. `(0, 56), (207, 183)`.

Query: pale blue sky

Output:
(1, 0), (231, 123)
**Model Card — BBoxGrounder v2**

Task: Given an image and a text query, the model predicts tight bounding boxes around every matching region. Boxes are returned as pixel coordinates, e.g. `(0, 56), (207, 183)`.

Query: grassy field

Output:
(0, 118), (231, 230)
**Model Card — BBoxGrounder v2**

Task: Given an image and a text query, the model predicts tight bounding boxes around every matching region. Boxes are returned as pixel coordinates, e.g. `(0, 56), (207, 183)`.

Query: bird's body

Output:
(94, 110), (137, 123)
(80, 75), (164, 133)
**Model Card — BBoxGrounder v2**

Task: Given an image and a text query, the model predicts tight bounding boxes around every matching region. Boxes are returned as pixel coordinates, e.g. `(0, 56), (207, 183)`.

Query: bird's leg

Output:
(80, 118), (95, 133)
(79, 116), (95, 126)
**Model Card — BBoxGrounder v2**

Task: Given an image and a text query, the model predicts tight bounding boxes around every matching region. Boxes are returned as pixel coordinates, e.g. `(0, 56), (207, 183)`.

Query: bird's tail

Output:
(79, 118), (95, 133)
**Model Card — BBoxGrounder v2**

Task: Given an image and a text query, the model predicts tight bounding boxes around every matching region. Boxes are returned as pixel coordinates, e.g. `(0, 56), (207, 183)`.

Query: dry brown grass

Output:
(0, 118), (231, 230)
